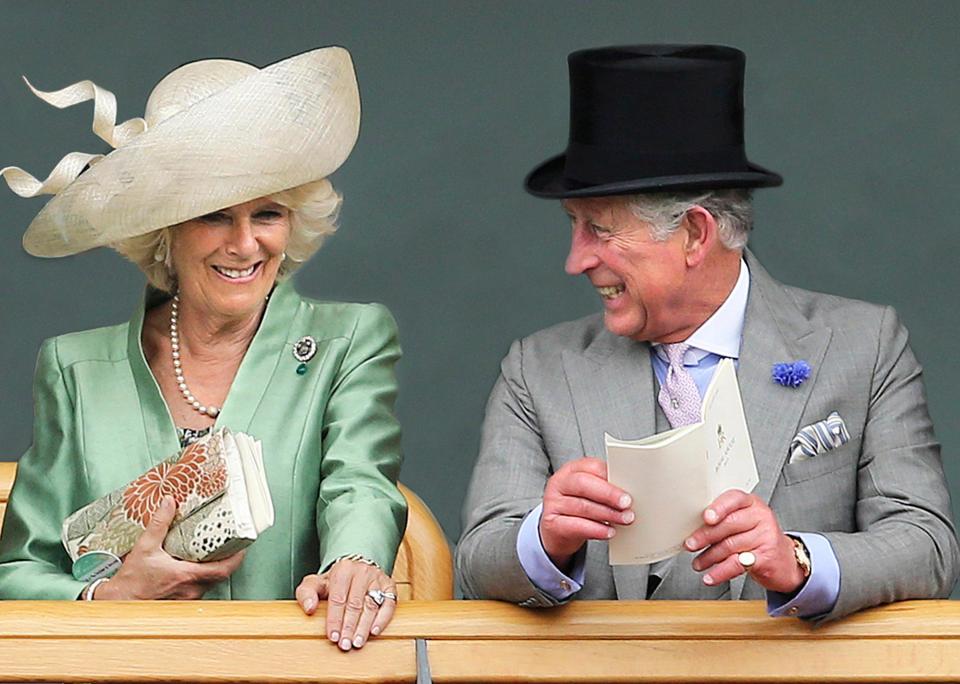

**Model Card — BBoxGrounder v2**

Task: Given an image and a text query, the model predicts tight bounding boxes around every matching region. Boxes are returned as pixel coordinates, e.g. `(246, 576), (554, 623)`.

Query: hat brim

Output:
(524, 153), (782, 199)
(23, 47), (360, 257)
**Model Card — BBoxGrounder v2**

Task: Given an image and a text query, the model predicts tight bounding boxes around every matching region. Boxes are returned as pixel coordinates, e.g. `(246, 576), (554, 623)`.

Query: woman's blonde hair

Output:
(111, 178), (342, 292)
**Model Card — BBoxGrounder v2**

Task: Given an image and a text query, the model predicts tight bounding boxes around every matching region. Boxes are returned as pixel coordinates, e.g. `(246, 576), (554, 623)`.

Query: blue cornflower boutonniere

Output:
(772, 360), (811, 388)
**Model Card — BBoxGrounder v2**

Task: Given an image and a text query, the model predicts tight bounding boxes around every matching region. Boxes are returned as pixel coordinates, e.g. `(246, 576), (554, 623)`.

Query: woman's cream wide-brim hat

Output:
(1, 47), (360, 257)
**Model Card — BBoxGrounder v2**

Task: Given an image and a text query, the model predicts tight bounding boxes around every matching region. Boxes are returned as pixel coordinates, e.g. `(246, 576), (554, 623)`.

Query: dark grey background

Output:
(1, 2), (958, 593)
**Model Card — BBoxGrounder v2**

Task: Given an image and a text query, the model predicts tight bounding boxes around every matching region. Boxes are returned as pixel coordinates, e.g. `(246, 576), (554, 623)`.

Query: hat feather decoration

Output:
(1, 78), (147, 198)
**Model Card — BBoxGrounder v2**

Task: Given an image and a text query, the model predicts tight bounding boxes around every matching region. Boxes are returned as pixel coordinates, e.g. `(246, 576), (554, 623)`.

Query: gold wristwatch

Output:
(788, 535), (812, 578)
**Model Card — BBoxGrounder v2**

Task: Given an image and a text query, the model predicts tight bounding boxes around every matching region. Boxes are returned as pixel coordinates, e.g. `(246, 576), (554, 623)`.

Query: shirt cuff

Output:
(516, 503), (584, 600)
(767, 532), (840, 618)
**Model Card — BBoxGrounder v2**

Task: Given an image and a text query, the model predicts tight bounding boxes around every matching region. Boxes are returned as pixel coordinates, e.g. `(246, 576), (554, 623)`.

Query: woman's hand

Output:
(94, 495), (245, 600)
(296, 558), (398, 651)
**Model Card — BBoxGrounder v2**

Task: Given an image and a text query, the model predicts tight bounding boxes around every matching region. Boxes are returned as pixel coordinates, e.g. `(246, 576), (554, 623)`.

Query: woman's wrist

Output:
(80, 577), (111, 600)
(327, 553), (382, 572)
(91, 575), (132, 600)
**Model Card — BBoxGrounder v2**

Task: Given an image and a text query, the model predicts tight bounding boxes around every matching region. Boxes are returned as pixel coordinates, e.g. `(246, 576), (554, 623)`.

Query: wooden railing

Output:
(0, 600), (959, 682)
(3, 463), (960, 681)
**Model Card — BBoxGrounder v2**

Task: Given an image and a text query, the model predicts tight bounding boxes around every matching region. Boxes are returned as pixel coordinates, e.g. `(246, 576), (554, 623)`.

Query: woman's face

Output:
(170, 197), (290, 320)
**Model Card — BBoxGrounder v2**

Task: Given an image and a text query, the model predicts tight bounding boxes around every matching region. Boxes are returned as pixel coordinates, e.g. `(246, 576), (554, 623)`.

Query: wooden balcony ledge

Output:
(0, 599), (958, 682)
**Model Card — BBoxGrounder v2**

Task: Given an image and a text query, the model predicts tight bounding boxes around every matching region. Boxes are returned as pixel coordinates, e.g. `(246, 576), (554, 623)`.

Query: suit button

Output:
(788, 606), (799, 616)
(559, 579), (571, 592)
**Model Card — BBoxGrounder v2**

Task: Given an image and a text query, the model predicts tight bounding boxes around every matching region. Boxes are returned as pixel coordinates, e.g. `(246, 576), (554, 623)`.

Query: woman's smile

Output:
(211, 261), (263, 283)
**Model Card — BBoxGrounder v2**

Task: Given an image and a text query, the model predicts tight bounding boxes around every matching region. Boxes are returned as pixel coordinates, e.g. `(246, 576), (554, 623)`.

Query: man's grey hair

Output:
(626, 189), (753, 250)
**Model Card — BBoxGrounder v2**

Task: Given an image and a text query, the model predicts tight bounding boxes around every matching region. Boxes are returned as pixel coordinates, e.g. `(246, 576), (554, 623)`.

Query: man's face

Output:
(563, 196), (691, 343)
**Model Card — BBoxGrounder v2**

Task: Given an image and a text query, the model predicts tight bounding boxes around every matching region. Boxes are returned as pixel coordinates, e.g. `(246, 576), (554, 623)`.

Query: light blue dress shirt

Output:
(516, 260), (840, 617)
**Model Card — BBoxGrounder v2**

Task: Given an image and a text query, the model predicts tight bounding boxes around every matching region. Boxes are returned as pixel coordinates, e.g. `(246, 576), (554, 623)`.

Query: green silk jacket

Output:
(0, 280), (407, 599)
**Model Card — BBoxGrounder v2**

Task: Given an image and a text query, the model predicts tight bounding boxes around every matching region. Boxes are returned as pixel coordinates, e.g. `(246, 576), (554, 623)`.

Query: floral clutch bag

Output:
(61, 428), (274, 574)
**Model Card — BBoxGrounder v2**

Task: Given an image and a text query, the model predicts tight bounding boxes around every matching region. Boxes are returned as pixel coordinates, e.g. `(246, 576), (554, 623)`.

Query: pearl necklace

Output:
(170, 295), (220, 418)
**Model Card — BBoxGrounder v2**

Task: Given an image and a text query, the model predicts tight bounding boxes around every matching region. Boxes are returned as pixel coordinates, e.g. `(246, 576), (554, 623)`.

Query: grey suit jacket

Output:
(457, 253), (959, 621)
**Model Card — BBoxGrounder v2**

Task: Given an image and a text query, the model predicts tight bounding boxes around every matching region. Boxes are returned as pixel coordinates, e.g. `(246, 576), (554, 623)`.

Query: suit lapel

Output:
(729, 254), (831, 599)
(740, 254), (831, 506)
(562, 327), (655, 599)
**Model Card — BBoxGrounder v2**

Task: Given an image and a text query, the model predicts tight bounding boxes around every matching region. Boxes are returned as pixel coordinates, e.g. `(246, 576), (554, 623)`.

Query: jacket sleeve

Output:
(819, 306), (960, 621)
(0, 338), (89, 599)
(457, 338), (568, 606)
(315, 304), (408, 574)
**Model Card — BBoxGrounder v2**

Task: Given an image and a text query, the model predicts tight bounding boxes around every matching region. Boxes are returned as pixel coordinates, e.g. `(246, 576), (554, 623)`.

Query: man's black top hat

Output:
(524, 44), (782, 198)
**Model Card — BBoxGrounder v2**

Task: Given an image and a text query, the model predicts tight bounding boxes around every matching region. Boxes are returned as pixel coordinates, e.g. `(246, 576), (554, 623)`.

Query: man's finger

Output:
(552, 495), (635, 525)
(563, 457), (608, 478)
(702, 489), (753, 525)
(701, 550), (750, 587)
(542, 514), (617, 542)
(685, 508), (761, 552)
(555, 470), (631, 510)
(691, 528), (764, 572)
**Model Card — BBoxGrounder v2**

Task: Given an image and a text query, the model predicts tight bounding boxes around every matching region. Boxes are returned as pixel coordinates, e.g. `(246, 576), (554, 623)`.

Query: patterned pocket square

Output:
(789, 411), (850, 463)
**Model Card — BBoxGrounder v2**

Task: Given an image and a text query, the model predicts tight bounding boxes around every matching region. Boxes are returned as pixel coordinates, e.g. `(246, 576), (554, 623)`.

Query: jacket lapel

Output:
(728, 253), (831, 599)
(562, 325), (655, 599)
(127, 289), (181, 471)
(215, 279), (300, 433)
(739, 254), (831, 506)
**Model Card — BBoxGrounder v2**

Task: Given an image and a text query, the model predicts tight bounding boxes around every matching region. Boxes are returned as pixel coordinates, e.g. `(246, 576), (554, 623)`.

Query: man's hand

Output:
(95, 495), (246, 599)
(684, 489), (806, 594)
(539, 457), (634, 572)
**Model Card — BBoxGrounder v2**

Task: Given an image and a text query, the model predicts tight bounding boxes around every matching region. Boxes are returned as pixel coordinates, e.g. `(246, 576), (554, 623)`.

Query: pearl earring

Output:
(154, 242), (168, 263)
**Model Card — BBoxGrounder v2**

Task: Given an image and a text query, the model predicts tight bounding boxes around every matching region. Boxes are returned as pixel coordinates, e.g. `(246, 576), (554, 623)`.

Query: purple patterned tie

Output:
(657, 343), (702, 427)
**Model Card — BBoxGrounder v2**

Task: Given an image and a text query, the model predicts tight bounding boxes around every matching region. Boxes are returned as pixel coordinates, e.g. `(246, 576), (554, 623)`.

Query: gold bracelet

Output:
(788, 535), (812, 578)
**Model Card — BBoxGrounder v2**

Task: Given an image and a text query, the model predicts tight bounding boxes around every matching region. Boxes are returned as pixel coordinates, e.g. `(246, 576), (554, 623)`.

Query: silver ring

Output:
(381, 591), (397, 602)
(367, 589), (386, 606)
(737, 551), (757, 569)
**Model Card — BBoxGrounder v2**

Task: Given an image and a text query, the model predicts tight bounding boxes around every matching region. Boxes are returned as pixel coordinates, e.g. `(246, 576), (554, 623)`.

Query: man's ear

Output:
(681, 206), (718, 267)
